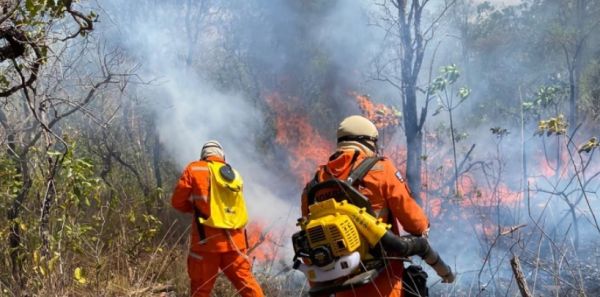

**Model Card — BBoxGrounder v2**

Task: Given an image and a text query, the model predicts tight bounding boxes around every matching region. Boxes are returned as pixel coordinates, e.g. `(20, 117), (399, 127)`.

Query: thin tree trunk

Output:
(8, 153), (32, 288)
(40, 179), (56, 257)
(152, 131), (163, 205)
(408, 136), (424, 205)
(397, 1), (427, 206)
(405, 86), (424, 205)
(510, 256), (533, 297)
(40, 152), (64, 257)
(448, 105), (459, 196)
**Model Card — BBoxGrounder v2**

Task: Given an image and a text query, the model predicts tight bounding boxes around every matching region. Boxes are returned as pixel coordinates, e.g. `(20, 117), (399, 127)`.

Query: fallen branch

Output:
(510, 255), (532, 297)
(500, 224), (527, 236)
(127, 283), (175, 296)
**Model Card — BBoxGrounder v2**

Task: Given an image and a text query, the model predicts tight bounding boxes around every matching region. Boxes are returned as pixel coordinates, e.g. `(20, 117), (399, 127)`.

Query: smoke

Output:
(94, 0), (389, 219)
(91, 0), (600, 293)
(416, 1), (600, 293)
(95, 0), (298, 244)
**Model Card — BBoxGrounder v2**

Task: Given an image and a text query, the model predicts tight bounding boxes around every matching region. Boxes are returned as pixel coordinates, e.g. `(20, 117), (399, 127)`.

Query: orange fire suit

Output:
(171, 156), (264, 297)
(301, 149), (429, 297)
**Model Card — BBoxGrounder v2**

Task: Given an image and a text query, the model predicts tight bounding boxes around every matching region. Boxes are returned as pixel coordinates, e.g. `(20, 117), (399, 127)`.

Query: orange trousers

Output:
(187, 250), (264, 297)
(335, 260), (404, 297)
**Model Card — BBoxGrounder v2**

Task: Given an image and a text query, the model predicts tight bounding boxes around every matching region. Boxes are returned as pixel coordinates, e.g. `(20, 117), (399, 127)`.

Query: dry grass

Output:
(0, 219), (306, 297)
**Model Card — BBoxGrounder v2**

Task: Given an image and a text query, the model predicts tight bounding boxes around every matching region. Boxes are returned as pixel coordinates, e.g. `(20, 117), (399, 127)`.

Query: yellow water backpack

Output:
(197, 162), (248, 229)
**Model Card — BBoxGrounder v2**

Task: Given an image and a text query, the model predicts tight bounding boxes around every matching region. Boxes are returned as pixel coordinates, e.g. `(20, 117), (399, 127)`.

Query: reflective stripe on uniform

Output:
(371, 163), (384, 171)
(191, 166), (208, 172)
(189, 194), (208, 202)
(189, 251), (204, 260)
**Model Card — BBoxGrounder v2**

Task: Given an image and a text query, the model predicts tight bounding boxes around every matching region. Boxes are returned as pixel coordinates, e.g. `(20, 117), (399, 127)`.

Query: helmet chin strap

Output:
(372, 141), (379, 155)
(337, 135), (378, 154)
(360, 140), (377, 155)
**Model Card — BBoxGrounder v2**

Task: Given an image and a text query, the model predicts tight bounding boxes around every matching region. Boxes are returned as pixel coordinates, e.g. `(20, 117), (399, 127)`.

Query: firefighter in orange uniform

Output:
(301, 115), (430, 297)
(171, 140), (264, 297)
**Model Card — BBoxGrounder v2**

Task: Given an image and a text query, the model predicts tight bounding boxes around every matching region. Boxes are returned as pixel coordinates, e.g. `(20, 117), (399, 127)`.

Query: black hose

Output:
(379, 232), (429, 256)
(420, 246), (455, 283)
(378, 232), (455, 283)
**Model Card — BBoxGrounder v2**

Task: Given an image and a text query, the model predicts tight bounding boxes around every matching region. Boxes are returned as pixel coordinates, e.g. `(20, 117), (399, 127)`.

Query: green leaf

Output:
(25, 0), (44, 18)
(73, 187), (81, 199)
(74, 267), (87, 284)
(458, 87), (471, 100)
(578, 137), (599, 153)
(47, 150), (62, 156)
(441, 64), (460, 84)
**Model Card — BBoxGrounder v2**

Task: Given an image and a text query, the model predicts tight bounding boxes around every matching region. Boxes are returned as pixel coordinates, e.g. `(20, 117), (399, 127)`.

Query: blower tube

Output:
(379, 232), (455, 283)
(306, 199), (455, 283)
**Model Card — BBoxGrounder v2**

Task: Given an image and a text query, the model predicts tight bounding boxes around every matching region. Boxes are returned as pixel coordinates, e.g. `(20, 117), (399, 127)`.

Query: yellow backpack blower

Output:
(292, 157), (454, 296)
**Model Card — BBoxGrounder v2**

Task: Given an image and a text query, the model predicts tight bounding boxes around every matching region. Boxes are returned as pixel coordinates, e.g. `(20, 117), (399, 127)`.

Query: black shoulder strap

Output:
(347, 156), (381, 186)
(193, 205), (207, 242)
(305, 156), (381, 210)
(306, 170), (321, 190)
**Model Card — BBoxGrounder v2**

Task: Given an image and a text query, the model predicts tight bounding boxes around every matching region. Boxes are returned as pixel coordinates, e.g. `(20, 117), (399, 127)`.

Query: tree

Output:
(548, 0), (600, 132)
(0, 1), (132, 292)
(373, 0), (456, 204)
(429, 64), (471, 196)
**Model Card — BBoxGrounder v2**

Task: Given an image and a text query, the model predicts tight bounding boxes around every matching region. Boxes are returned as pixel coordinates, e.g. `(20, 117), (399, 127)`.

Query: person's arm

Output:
(171, 165), (193, 213)
(382, 160), (429, 235)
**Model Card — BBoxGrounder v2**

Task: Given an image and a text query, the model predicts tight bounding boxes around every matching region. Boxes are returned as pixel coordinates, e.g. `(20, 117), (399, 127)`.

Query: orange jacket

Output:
(171, 156), (247, 253)
(301, 149), (429, 236)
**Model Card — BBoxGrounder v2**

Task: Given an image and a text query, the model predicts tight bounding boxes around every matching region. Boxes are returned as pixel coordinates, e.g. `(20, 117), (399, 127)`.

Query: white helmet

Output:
(200, 140), (225, 160)
(336, 115), (378, 152)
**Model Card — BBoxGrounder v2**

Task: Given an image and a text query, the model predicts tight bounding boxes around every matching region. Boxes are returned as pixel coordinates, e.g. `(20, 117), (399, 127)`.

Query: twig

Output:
(500, 224), (527, 236)
(510, 256), (532, 297)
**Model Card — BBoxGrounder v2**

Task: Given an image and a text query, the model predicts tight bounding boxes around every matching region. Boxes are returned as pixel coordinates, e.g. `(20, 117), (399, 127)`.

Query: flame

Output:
(460, 181), (522, 208)
(428, 198), (442, 217)
(478, 223), (497, 238)
(265, 92), (334, 184)
(353, 93), (401, 129)
(353, 93), (401, 147)
(262, 91), (531, 242)
(386, 146), (407, 166)
(245, 221), (278, 264)
(532, 147), (570, 178)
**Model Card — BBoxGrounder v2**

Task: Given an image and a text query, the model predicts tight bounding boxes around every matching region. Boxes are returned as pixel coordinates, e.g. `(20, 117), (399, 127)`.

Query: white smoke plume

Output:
(96, 0), (299, 258)
(91, 0), (600, 294)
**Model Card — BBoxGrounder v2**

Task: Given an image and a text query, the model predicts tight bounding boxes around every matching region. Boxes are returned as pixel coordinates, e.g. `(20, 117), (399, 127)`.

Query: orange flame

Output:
(265, 92), (334, 184)
(353, 93), (402, 147)
(264, 90), (529, 241)
(245, 221), (278, 264)
(532, 147), (570, 178)
(353, 93), (401, 129)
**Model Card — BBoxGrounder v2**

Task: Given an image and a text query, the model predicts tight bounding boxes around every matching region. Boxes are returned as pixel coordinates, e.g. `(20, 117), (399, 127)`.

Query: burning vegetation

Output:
(1, 0), (600, 297)
(259, 89), (600, 296)
(265, 92), (333, 184)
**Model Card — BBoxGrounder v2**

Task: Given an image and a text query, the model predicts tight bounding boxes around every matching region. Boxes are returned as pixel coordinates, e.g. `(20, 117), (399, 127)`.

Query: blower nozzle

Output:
(379, 232), (455, 283)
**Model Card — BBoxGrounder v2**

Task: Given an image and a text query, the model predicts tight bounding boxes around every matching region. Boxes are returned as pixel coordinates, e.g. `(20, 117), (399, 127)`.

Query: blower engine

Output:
(292, 198), (454, 296)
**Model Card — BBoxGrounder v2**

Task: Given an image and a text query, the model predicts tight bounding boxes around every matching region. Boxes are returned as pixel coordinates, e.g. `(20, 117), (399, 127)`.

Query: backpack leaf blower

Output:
(292, 198), (454, 296)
